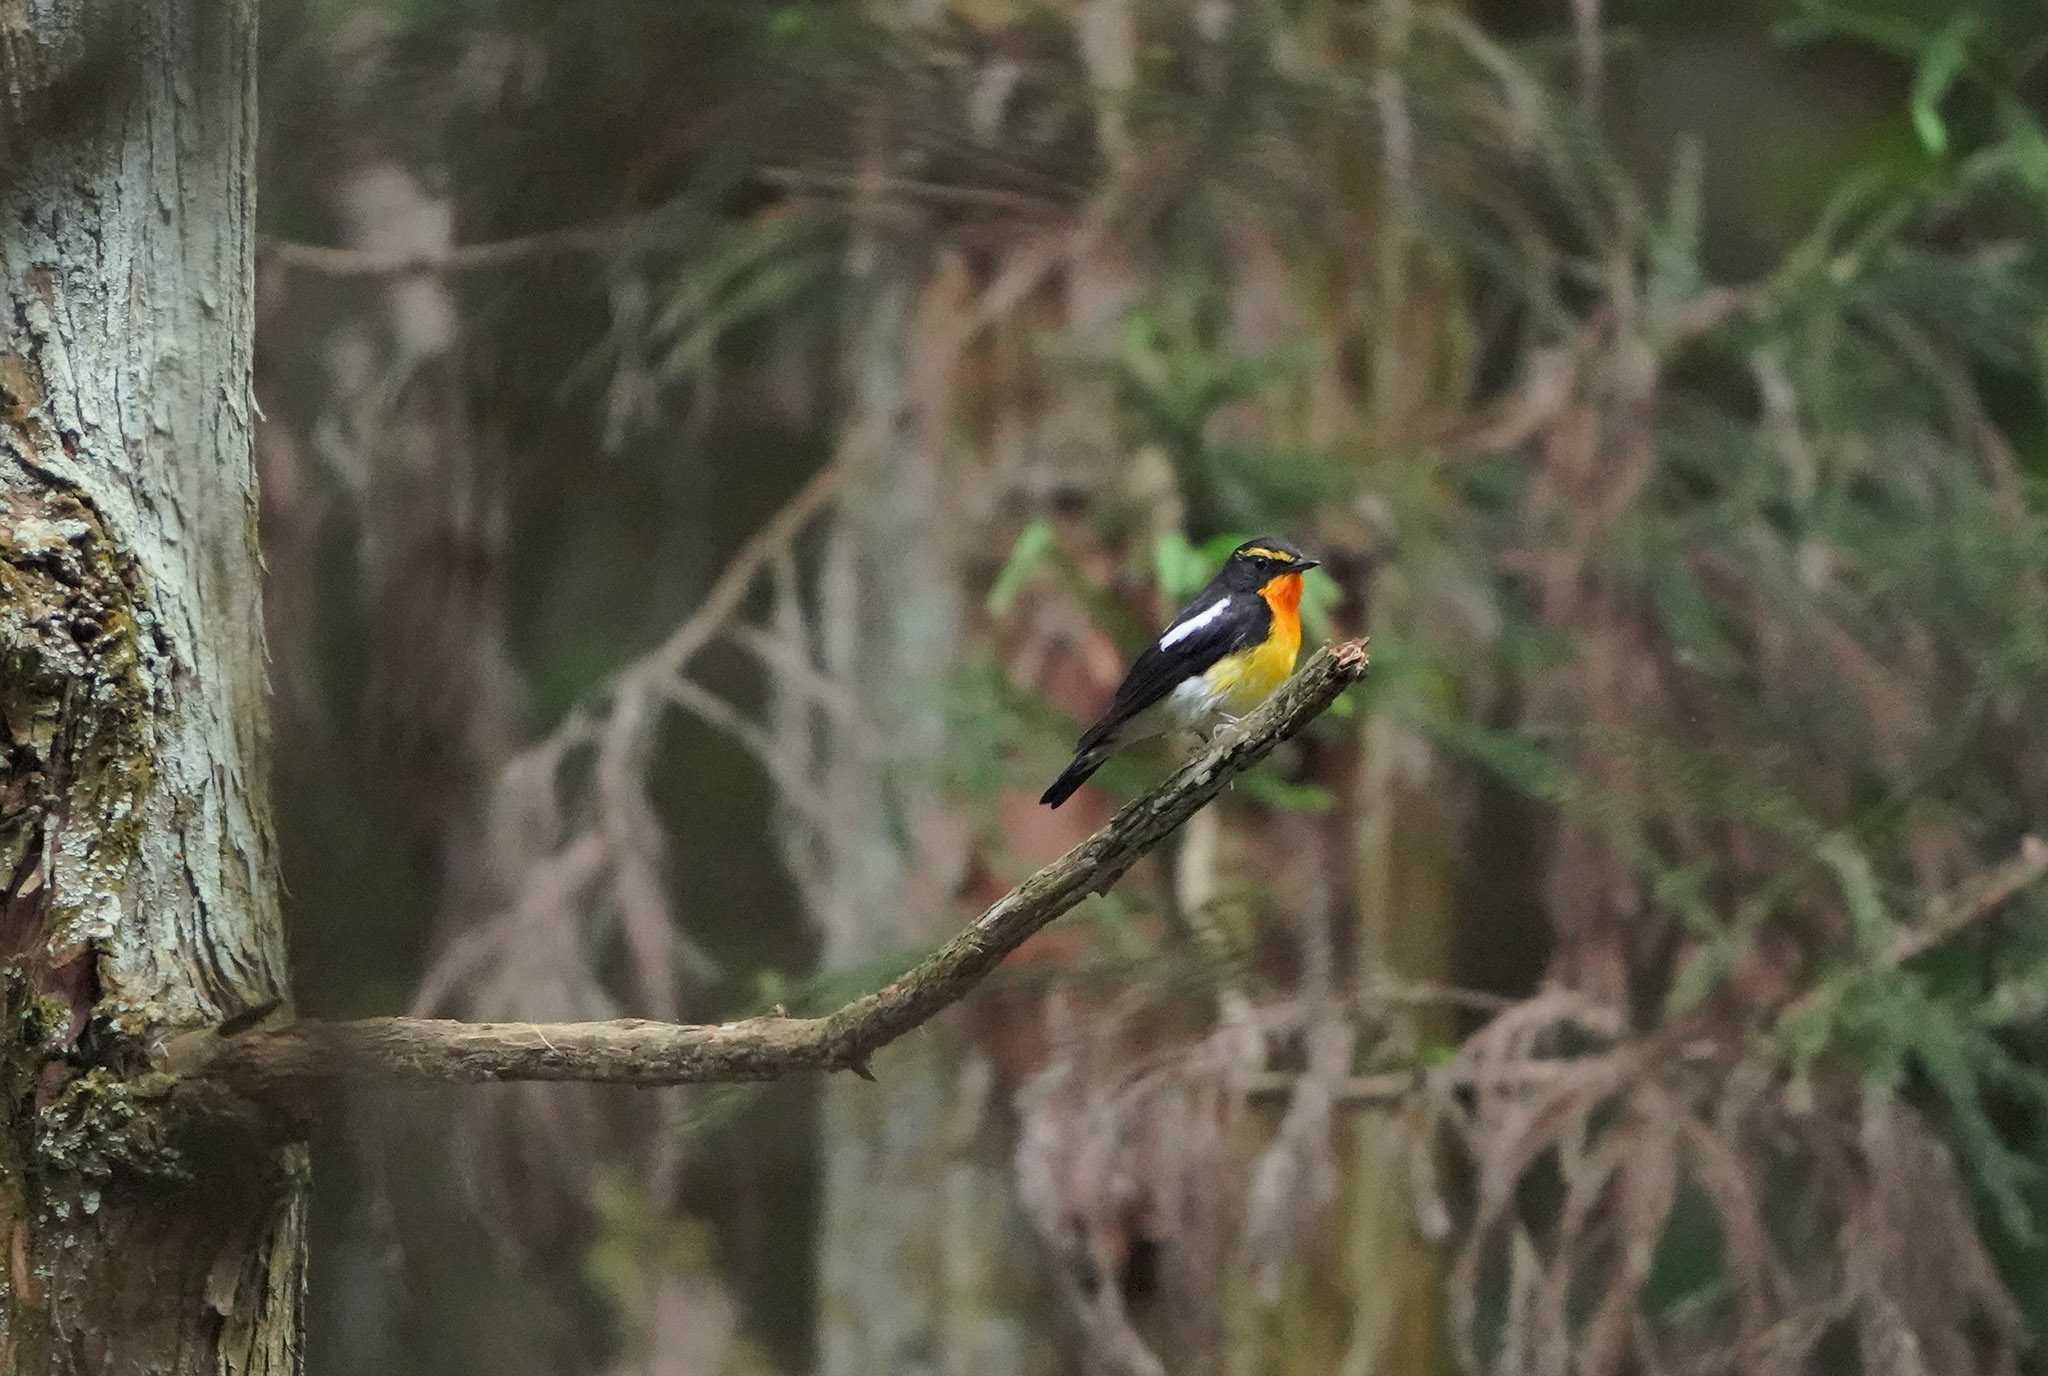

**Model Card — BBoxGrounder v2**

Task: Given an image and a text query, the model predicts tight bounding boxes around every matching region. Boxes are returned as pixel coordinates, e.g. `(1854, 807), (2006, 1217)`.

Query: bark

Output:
(1331, 707), (1458, 1376)
(0, 4), (301, 1372)
(810, 213), (1047, 1375)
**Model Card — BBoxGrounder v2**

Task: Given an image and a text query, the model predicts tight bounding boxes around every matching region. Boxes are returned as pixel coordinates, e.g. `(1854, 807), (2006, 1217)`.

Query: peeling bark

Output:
(0, 3), (302, 1371)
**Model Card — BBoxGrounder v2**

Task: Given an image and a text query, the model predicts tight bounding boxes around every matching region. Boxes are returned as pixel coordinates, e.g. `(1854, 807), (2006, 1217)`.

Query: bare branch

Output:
(758, 168), (1064, 215)
(1779, 833), (2048, 1027)
(258, 168), (1069, 279)
(174, 642), (1370, 1095)
(1886, 832), (2048, 966)
(258, 221), (635, 277)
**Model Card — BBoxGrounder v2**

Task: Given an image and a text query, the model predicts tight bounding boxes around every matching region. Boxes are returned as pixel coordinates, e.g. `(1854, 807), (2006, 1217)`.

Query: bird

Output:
(1040, 536), (1320, 809)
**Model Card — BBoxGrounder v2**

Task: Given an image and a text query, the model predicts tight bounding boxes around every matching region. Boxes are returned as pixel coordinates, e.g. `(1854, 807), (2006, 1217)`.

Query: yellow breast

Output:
(1202, 616), (1302, 712)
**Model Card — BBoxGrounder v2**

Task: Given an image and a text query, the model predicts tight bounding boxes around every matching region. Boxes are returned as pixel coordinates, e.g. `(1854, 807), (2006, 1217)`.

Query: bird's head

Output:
(1221, 537), (1320, 591)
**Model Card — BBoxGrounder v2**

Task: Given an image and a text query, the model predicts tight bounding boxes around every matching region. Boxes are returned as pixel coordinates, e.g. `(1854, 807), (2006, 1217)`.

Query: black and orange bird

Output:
(1040, 537), (1320, 809)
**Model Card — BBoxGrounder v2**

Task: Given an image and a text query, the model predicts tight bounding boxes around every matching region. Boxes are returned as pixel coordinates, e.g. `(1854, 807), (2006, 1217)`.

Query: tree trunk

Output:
(804, 218), (1060, 1372)
(0, 4), (302, 1371)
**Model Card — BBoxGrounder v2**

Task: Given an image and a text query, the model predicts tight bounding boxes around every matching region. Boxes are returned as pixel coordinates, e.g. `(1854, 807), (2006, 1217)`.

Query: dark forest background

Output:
(251, 2), (2048, 1372)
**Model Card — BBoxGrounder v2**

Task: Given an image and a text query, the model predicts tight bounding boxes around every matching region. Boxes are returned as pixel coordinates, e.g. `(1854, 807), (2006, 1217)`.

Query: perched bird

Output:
(1040, 537), (1320, 809)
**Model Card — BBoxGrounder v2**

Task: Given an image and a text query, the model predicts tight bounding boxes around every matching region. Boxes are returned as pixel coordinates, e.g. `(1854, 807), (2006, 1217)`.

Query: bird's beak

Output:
(1292, 556), (1321, 572)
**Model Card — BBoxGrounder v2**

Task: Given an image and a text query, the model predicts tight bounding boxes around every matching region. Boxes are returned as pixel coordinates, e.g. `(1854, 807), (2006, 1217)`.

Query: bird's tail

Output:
(1039, 744), (1110, 809)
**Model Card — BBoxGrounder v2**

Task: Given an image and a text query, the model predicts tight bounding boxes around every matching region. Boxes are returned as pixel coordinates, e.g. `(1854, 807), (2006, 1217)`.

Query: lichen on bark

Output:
(0, 468), (161, 1018)
(0, 2), (304, 1370)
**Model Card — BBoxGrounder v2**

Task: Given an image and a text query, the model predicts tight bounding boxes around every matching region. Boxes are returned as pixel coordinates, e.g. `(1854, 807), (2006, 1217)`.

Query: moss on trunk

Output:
(0, 4), (304, 1371)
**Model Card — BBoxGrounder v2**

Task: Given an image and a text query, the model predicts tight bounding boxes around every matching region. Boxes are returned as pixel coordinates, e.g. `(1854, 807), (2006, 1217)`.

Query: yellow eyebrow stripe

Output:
(1241, 546), (1292, 562)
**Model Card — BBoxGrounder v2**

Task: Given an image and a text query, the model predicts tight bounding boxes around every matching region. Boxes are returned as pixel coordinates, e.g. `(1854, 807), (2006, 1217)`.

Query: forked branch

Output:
(177, 642), (1370, 1095)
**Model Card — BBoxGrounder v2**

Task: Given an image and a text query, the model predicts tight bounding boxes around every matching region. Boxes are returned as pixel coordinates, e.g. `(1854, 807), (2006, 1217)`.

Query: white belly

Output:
(1114, 675), (1231, 747)
(1166, 673), (1231, 724)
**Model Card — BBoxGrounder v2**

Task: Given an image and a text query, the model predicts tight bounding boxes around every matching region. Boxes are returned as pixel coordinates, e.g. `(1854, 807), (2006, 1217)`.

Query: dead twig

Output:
(1886, 833), (2048, 966)
(1780, 834), (2048, 1028)
(258, 221), (636, 277)
(1242, 1057), (1602, 1109)
(758, 167), (1065, 216)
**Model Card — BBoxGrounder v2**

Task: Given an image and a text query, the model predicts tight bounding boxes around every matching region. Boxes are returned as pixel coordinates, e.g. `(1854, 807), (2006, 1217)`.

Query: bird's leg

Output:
(1207, 713), (1242, 790)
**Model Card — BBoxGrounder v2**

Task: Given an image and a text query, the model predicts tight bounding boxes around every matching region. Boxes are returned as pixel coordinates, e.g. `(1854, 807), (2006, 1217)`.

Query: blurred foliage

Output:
(257, 0), (2048, 1371)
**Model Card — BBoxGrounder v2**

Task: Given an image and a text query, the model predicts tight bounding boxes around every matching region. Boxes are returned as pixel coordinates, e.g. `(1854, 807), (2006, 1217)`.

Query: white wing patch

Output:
(1158, 597), (1228, 649)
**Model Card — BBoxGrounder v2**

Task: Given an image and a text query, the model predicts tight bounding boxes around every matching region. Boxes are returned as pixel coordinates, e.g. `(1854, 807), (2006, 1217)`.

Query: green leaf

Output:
(1994, 98), (2048, 193)
(1817, 833), (1892, 955)
(986, 520), (1058, 616)
(1910, 13), (1978, 156)
(1235, 772), (1335, 813)
(1775, 3), (1938, 61)
(1665, 938), (1733, 1019)
(1194, 530), (1253, 568)
(1155, 531), (1241, 603)
(1299, 567), (1342, 644)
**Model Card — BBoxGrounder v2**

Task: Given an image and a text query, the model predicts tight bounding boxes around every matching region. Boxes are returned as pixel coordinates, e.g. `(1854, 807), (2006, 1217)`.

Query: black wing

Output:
(1074, 591), (1269, 753)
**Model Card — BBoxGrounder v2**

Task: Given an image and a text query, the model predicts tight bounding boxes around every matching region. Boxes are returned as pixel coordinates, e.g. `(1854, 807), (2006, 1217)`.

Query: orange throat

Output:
(1259, 571), (1304, 647)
